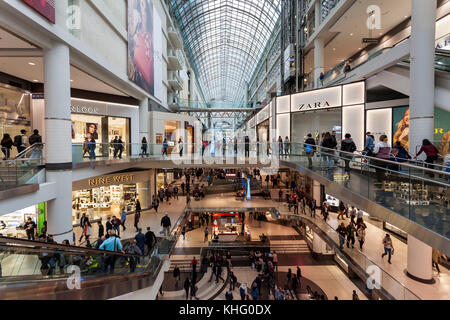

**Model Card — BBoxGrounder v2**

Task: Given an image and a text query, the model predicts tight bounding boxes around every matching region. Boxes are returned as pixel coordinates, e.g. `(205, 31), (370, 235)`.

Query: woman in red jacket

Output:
(415, 139), (440, 175)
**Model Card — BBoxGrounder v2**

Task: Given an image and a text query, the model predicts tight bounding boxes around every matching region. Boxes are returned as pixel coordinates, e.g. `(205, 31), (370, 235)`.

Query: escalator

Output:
(0, 209), (189, 300)
(0, 236), (170, 300)
(278, 143), (450, 255)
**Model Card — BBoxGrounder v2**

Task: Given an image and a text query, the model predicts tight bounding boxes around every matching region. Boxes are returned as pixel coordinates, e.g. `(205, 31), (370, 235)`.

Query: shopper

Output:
(321, 132), (335, 168)
(81, 220), (92, 247)
(117, 136), (124, 159)
(337, 223), (347, 249)
(105, 216), (113, 233)
(24, 217), (37, 241)
(141, 137), (148, 157)
(135, 228), (145, 256)
(225, 289), (234, 300)
(393, 141), (410, 163)
(432, 248), (443, 273)
(204, 227), (209, 242)
(184, 277), (191, 300)
(161, 213), (171, 237)
(373, 135), (391, 182)
(341, 133), (357, 172)
(284, 136), (290, 157)
(99, 230), (124, 273)
(415, 139), (440, 176)
(112, 216), (121, 237)
(97, 221), (104, 239)
(145, 227), (157, 255)
(88, 137), (96, 159)
(244, 136), (250, 157)
(126, 240), (142, 272)
(346, 222), (356, 249)
(239, 283), (248, 300)
(230, 271), (238, 291)
(178, 137), (184, 157)
(352, 290), (359, 300)
(356, 224), (366, 250)
(304, 134), (316, 168)
(1, 133), (13, 160)
(134, 207), (141, 232)
(381, 234), (394, 264)
(278, 136), (283, 157)
(121, 209), (127, 232)
(321, 201), (329, 222)
(162, 138), (169, 156)
(250, 282), (259, 300)
(14, 129), (28, 154)
(29, 129), (42, 147)
(272, 251), (278, 272)
(337, 201), (346, 220)
(364, 132), (375, 156)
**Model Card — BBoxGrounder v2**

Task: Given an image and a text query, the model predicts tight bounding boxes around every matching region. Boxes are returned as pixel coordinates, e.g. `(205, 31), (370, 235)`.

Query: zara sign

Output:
(291, 86), (342, 112)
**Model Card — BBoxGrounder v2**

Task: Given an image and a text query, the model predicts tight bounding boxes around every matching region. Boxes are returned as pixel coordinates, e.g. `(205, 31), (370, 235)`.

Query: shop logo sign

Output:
(297, 101), (331, 111)
(88, 174), (135, 187)
(71, 105), (100, 114)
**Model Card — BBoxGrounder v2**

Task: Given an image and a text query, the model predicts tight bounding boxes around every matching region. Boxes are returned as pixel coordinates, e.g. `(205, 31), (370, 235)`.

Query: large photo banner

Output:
(22, 0), (55, 23)
(128, 0), (155, 96)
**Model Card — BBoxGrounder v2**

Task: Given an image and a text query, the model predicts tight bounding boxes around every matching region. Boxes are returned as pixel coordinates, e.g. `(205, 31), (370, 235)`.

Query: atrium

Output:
(0, 0), (448, 305)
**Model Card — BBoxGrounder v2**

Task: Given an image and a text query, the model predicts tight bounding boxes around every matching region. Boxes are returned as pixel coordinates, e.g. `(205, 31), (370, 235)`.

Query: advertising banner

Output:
(22, 0), (55, 23)
(128, 0), (155, 95)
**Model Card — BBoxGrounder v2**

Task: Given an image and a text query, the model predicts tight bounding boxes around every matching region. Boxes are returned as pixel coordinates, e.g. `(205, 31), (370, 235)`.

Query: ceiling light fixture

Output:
(350, 33), (354, 36)
(28, 62), (36, 66)
(32, 80), (39, 82)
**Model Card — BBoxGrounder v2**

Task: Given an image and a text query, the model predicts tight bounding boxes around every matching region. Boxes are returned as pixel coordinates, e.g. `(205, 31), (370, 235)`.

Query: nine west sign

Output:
(291, 86), (342, 113)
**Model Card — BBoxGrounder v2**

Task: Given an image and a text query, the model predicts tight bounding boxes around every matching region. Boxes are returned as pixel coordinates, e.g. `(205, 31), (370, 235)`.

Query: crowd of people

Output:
(1, 129), (42, 160)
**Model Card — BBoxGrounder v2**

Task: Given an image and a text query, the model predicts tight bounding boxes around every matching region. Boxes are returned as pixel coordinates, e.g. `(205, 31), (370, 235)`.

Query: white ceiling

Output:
(0, 28), (127, 96)
(305, 0), (412, 74)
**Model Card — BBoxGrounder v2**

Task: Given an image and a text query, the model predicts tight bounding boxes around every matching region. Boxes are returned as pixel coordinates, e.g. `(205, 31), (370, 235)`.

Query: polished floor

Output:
(73, 185), (449, 300)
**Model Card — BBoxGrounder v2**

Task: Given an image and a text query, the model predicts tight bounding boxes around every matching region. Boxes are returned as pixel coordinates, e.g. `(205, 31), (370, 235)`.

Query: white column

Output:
(409, 0), (436, 155)
(314, 0), (321, 29)
(314, 37), (324, 88)
(137, 181), (150, 210)
(139, 98), (149, 141)
(44, 42), (73, 243)
(407, 234), (433, 282)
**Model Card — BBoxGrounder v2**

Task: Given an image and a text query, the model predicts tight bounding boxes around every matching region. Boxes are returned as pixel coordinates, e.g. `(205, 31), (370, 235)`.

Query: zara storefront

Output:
(271, 81), (366, 150)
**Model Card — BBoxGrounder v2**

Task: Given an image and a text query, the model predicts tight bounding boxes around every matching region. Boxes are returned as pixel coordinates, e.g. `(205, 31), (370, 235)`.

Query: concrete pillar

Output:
(314, 37), (324, 88)
(44, 42), (73, 243)
(409, 0), (436, 155)
(139, 98), (149, 141)
(137, 181), (151, 210)
(407, 234), (434, 283)
(314, 0), (321, 29)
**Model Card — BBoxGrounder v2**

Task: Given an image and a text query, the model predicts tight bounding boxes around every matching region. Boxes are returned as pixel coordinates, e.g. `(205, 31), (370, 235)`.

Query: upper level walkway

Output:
(1, 142), (449, 255)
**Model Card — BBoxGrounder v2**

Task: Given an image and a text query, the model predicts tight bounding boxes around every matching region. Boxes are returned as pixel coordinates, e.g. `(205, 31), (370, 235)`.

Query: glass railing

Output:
(287, 142), (449, 240)
(0, 158), (44, 191)
(274, 212), (420, 300)
(320, 0), (340, 23)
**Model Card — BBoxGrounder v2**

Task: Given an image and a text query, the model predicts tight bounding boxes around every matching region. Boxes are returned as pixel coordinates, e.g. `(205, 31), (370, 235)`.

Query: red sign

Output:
(22, 0), (55, 24)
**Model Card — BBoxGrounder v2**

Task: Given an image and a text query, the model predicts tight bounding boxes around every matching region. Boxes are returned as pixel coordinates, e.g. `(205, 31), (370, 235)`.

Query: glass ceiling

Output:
(171, 0), (281, 105)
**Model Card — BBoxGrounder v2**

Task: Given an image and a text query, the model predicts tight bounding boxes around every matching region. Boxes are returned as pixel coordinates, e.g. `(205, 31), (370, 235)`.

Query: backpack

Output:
(13, 135), (22, 147)
(306, 145), (312, 153)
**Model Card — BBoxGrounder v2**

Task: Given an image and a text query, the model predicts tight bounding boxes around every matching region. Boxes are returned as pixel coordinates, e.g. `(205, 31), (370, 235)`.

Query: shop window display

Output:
(72, 184), (137, 223)
(0, 205), (38, 238)
(291, 109), (342, 145)
(0, 85), (31, 158)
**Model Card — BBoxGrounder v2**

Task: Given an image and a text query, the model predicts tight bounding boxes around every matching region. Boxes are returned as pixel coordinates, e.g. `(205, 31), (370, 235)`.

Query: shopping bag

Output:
(159, 226), (163, 235)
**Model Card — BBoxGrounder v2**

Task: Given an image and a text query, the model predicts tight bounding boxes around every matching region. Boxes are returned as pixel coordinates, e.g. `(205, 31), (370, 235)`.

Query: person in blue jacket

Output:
(121, 208), (127, 232)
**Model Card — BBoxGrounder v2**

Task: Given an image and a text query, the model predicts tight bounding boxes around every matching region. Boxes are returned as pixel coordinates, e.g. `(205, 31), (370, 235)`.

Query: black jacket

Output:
(161, 216), (171, 228)
(145, 231), (157, 246)
(341, 139), (357, 153)
(304, 138), (316, 151)
(29, 134), (42, 146)
(321, 138), (335, 150)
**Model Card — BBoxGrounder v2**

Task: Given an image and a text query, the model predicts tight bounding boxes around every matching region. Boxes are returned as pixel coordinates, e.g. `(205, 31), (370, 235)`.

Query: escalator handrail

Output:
(0, 236), (140, 258)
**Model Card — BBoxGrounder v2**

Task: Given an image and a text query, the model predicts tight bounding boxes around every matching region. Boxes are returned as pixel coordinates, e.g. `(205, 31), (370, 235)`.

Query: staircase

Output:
(269, 240), (310, 254)
(160, 266), (228, 300)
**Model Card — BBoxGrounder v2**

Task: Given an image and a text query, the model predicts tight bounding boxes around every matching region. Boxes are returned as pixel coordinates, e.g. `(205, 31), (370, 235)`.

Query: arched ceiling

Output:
(171, 0), (281, 105)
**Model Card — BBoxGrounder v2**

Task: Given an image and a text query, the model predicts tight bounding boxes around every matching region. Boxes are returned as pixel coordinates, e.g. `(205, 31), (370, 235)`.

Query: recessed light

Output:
(333, 48), (336, 51)
(70, 79), (74, 82)
(350, 33), (354, 36)
(358, 47), (361, 50)
(28, 62), (36, 66)
(379, 32), (383, 35)
(32, 80), (39, 82)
